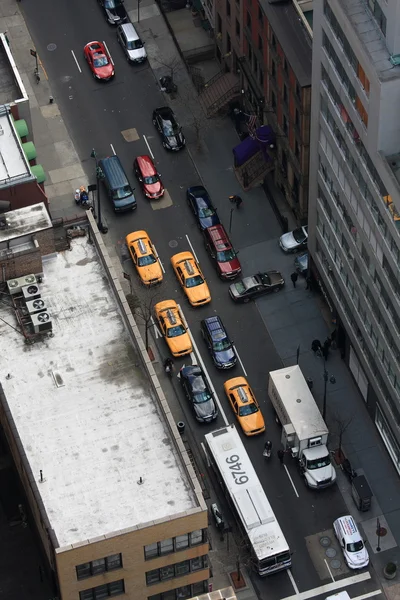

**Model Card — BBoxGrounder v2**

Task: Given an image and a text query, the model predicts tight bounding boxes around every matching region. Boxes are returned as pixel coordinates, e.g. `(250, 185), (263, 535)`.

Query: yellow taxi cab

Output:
(126, 230), (163, 286)
(170, 251), (211, 306)
(223, 376), (265, 436)
(154, 300), (192, 357)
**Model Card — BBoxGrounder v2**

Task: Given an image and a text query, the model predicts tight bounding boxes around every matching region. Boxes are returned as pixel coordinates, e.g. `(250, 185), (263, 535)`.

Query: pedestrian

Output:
(311, 339), (322, 355)
(290, 272), (298, 288)
(330, 329), (337, 349)
(322, 340), (330, 361)
(306, 275), (312, 291)
(235, 195), (243, 208)
(277, 449), (285, 464)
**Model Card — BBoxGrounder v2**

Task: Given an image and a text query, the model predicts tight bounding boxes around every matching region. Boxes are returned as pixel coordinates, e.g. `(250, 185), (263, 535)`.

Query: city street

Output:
(18, 1), (385, 598)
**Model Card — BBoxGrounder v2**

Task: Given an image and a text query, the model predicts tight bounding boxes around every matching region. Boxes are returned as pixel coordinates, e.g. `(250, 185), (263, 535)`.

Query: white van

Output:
(117, 23), (147, 63)
(333, 516), (369, 569)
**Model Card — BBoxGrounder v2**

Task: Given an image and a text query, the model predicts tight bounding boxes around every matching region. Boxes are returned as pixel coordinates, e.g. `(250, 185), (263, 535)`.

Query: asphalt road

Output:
(21, 1), (364, 598)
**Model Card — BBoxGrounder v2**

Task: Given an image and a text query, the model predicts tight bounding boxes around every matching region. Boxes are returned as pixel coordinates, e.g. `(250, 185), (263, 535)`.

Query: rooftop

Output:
(0, 106), (30, 186)
(0, 203), (52, 243)
(0, 237), (197, 549)
(0, 37), (21, 105)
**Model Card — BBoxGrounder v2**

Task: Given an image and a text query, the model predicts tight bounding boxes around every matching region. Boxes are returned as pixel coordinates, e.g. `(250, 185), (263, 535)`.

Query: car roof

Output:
(119, 22), (140, 40)
(136, 155), (156, 175)
(207, 225), (231, 248)
(226, 378), (252, 405)
(335, 516), (361, 540)
(203, 316), (226, 336)
(182, 365), (201, 376)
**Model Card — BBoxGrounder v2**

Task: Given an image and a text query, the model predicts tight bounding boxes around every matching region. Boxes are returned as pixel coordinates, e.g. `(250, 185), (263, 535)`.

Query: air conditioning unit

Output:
(22, 284), (41, 301)
(7, 274), (37, 295)
(31, 312), (52, 334)
(25, 298), (47, 314)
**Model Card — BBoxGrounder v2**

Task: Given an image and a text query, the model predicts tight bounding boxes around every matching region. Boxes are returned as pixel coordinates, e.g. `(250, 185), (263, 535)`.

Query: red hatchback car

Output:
(203, 224), (241, 280)
(133, 155), (164, 199)
(84, 41), (114, 81)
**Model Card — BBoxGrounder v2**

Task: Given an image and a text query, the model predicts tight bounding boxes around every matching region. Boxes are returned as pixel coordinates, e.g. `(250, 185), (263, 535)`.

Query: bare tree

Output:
(331, 410), (354, 460)
(155, 55), (183, 87)
(209, 522), (255, 588)
(177, 83), (210, 151)
(126, 289), (159, 352)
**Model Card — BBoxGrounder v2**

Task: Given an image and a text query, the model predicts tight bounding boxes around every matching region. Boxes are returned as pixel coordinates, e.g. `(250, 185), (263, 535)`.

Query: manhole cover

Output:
(169, 240), (178, 248)
(326, 547), (337, 558)
(320, 536), (331, 547)
(47, 43), (57, 51)
(330, 559), (342, 570)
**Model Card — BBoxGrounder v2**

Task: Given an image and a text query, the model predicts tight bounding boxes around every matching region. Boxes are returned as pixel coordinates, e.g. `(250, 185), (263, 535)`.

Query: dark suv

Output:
(179, 365), (218, 422)
(200, 316), (237, 369)
(203, 224), (241, 280)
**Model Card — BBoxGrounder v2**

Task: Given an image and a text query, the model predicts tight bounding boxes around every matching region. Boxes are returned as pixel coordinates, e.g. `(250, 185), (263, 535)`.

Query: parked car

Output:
(152, 107), (185, 151)
(179, 365), (218, 422)
(295, 252), (308, 276)
(154, 300), (192, 357)
(203, 224), (241, 280)
(224, 377), (265, 436)
(98, 155), (136, 212)
(98, 0), (128, 25)
(186, 186), (220, 230)
(117, 23), (146, 63)
(229, 271), (284, 303)
(200, 316), (236, 369)
(126, 230), (163, 285)
(333, 516), (369, 569)
(279, 225), (308, 253)
(134, 155), (164, 199)
(83, 41), (114, 81)
(171, 251), (211, 306)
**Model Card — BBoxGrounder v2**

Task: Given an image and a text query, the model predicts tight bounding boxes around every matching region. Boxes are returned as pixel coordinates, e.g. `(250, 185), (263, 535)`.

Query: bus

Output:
(205, 424), (291, 576)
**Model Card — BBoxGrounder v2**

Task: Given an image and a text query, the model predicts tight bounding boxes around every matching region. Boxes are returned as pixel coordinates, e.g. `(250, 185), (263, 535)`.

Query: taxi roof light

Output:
(184, 260), (195, 275)
(237, 387), (248, 403)
(138, 239), (147, 255)
(166, 309), (177, 325)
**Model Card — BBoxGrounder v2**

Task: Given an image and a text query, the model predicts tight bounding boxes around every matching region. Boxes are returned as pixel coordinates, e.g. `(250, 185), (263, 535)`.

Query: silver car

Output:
(279, 225), (308, 253)
(117, 23), (147, 63)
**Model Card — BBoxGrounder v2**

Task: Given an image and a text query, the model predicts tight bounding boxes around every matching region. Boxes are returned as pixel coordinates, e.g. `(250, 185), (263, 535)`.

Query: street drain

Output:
(330, 559), (342, 569)
(169, 240), (178, 248)
(326, 547), (337, 558)
(320, 536), (331, 547)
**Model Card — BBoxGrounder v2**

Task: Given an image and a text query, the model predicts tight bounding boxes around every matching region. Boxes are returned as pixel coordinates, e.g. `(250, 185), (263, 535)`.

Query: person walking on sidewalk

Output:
(277, 449), (285, 464)
(306, 275), (312, 291)
(229, 195), (243, 209)
(311, 339), (322, 356)
(290, 272), (298, 288)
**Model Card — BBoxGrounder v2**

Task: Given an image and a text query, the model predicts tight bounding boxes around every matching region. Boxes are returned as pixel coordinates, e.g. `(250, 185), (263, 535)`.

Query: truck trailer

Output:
(268, 365), (336, 489)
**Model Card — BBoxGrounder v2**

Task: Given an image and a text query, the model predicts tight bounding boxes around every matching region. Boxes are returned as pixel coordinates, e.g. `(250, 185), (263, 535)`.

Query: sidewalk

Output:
(2, 0), (400, 597)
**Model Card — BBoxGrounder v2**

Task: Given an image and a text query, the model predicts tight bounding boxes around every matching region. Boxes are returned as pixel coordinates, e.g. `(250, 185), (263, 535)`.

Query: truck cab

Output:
(299, 445), (336, 489)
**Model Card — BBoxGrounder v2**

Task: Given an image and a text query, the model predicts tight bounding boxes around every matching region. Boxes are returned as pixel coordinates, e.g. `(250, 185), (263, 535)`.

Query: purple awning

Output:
(233, 126), (276, 167)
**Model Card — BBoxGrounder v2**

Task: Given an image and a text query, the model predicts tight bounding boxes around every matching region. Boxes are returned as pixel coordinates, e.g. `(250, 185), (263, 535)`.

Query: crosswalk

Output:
(282, 571), (382, 600)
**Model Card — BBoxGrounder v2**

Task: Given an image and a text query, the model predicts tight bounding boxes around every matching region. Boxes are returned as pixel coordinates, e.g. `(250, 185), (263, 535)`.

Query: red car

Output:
(133, 155), (164, 199)
(83, 41), (114, 81)
(203, 224), (242, 279)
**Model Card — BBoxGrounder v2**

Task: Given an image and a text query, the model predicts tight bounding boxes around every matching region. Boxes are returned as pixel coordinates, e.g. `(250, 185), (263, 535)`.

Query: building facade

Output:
(309, 0), (400, 472)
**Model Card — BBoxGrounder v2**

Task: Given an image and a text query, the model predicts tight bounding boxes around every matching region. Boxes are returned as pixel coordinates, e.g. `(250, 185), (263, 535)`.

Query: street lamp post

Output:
(90, 149), (108, 234)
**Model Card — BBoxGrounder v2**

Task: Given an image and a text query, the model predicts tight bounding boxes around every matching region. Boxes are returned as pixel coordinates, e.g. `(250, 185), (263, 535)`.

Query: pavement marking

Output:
(353, 591), (382, 600)
(179, 303), (229, 426)
(281, 571), (371, 600)
(103, 41), (114, 65)
(201, 442), (211, 467)
(185, 234), (199, 263)
(71, 50), (82, 73)
(110, 143), (116, 155)
(121, 128), (140, 142)
(287, 570), (299, 595)
(324, 558), (335, 582)
(150, 316), (162, 339)
(232, 344), (247, 376)
(153, 244), (165, 274)
(284, 464), (299, 498)
(151, 190), (173, 210)
(38, 56), (49, 80)
(143, 134), (155, 159)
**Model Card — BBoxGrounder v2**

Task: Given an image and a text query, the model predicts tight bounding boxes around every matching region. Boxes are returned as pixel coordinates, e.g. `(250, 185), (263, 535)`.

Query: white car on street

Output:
(333, 515), (369, 569)
(279, 225), (308, 253)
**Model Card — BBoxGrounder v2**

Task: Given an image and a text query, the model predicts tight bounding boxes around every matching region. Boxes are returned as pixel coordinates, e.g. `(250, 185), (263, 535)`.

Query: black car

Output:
(201, 316), (236, 369)
(179, 365), (218, 422)
(152, 107), (185, 151)
(186, 186), (220, 230)
(98, 0), (128, 25)
(229, 271), (285, 303)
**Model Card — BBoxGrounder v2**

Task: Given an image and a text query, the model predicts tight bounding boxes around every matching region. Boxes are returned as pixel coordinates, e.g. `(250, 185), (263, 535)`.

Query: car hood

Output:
(345, 548), (369, 568)
(96, 64), (114, 78)
(199, 214), (220, 230)
(280, 232), (297, 250)
(167, 334), (191, 355)
(241, 413), (265, 434)
(188, 282), (210, 303)
(214, 347), (236, 366)
(144, 181), (163, 196)
(114, 193), (136, 208)
(268, 271), (284, 285)
(194, 398), (216, 420)
(128, 47), (147, 61)
(106, 6), (126, 20)
(139, 264), (162, 283)
(219, 257), (241, 274)
(305, 464), (335, 484)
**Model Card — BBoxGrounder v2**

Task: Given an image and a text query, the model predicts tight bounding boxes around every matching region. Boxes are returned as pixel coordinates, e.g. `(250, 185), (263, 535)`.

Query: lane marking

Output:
(153, 244), (165, 273)
(143, 134), (155, 159)
(110, 143), (116, 155)
(324, 558), (335, 583)
(233, 344), (247, 376)
(103, 40), (114, 65)
(353, 591), (382, 600)
(281, 571), (371, 600)
(179, 303), (229, 426)
(201, 442), (211, 467)
(287, 570), (299, 595)
(71, 50), (82, 73)
(284, 465), (299, 498)
(185, 234), (199, 263)
(150, 316), (162, 339)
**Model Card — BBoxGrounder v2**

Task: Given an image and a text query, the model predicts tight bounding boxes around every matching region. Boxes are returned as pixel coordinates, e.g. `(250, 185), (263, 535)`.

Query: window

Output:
(217, 13), (222, 33)
(259, 70), (264, 87)
(227, 33), (231, 53)
(79, 580), (124, 600)
(368, 0), (387, 35)
(236, 18), (240, 37)
(176, 587), (191, 600)
(356, 96), (368, 127)
(145, 531), (206, 560)
(271, 33), (276, 49)
(246, 11), (251, 29)
(283, 115), (288, 135)
(271, 60), (276, 78)
(284, 58), (288, 75)
(76, 555), (123, 580)
(253, 56), (259, 75)
(357, 63), (370, 95)
(283, 84), (288, 105)
(175, 534), (189, 550)
(175, 561), (190, 576)
(247, 41), (252, 61)
(226, 0), (231, 17)
(258, 34), (263, 51)
(160, 538), (174, 555)
(258, 5), (263, 21)
(160, 565), (175, 580)
(296, 82), (301, 100)
(295, 108), (300, 128)
(146, 557), (208, 586)
(271, 90), (277, 110)
(295, 140), (300, 160)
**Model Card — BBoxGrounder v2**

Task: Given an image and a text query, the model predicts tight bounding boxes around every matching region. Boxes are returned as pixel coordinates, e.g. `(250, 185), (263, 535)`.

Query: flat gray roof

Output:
(0, 238), (197, 548)
(0, 108), (29, 185)
(0, 41), (21, 105)
(0, 203), (52, 243)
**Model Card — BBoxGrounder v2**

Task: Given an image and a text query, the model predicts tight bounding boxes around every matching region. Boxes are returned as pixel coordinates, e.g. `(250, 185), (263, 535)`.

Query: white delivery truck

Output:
(268, 365), (336, 489)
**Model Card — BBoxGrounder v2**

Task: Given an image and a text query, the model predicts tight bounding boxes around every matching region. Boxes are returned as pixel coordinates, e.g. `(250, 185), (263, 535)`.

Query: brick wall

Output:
(36, 228), (55, 256)
(0, 246), (42, 281)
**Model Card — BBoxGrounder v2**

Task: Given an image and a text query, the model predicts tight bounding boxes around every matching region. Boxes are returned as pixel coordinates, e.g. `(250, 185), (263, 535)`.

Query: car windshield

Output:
(292, 227), (307, 243)
(234, 281), (247, 295)
(213, 338), (231, 351)
(162, 120), (179, 136)
(143, 175), (159, 184)
(307, 455), (331, 469)
(113, 185), (132, 200)
(186, 275), (204, 288)
(347, 541), (364, 553)
(93, 56), (109, 67)
(216, 249), (236, 262)
(137, 254), (156, 267)
(238, 403), (258, 416)
(167, 325), (186, 338)
(105, 0), (122, 7)
(258, 273), (271, 286)
(127, 39), (143, 49)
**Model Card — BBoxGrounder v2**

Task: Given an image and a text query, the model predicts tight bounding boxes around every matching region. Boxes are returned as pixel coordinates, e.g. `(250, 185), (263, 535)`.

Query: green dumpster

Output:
(14, 119), (29, 139)
(31, 164), (46, 184)
(22, 141), (37, 162)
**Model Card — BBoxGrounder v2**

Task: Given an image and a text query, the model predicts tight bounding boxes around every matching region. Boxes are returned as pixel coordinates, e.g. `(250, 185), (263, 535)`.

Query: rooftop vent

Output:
(31, 312), (52, 334)
(22, 284), (41, 301)
(7, 275), (37, 295)
(25, 298), (47, 314)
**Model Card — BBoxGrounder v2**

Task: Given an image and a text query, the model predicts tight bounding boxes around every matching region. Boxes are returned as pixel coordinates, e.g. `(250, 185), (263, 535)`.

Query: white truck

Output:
(268, 365), (336, 489)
